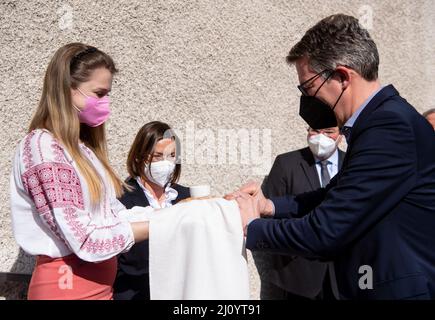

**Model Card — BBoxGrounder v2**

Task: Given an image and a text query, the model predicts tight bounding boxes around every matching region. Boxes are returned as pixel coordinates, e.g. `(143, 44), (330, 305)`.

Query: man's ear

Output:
(335, 66), (351, 90)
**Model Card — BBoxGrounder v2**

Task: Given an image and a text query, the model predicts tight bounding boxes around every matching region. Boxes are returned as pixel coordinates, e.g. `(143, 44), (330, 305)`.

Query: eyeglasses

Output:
(297, 69), (334, 96)
(307, 127), (338, 137)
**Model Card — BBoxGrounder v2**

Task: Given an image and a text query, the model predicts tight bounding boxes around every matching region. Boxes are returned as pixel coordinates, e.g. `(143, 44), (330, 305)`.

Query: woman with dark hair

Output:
(113, 121), (190, 300)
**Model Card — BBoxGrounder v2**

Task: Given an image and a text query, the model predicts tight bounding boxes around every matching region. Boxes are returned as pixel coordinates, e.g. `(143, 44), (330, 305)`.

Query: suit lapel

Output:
(338, 150), (345, 170)
(127, 177), (151, 207)
(300, 148), (321, 190)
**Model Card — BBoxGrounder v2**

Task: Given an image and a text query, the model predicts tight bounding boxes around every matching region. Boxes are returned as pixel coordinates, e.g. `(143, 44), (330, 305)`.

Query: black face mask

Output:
(299, 95), (339, 129)
(298, 72), (346, 129)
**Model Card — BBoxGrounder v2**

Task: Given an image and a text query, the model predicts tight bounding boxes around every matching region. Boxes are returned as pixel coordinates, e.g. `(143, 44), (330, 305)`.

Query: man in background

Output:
(254, 126), (345, 300)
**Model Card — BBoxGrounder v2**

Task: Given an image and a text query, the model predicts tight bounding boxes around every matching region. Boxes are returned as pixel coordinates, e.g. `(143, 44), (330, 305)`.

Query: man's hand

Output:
(233, 192), (260, 236)
(224, 180), (274, 217)
(224, 180), (261, 198)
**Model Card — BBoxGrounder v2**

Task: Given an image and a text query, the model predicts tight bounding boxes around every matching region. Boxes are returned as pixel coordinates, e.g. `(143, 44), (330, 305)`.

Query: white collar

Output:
(344, 85), (385, 128)
(135, 176), (178, 209)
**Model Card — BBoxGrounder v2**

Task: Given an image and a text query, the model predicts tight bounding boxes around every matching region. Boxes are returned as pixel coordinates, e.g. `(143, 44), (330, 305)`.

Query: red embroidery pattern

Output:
(20, 134), (129, 255)
(51, 140), (67, 163)
(83, 234), (127, 254)
(22, 162), (84, 214)
(63, 207), (127, 254)
(37, 131), (44, 162)
(40, 211), (68, 245)
(23, 131), (36, 170)
(63, 207), (87, 242)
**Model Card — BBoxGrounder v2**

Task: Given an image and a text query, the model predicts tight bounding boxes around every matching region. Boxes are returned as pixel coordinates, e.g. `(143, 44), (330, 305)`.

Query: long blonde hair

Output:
(29, 43), (124, 204)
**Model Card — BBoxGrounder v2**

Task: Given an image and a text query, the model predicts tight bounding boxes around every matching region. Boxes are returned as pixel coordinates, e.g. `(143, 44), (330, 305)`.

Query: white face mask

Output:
(144, 160), (176, 187)
(308, 134), (338, 160)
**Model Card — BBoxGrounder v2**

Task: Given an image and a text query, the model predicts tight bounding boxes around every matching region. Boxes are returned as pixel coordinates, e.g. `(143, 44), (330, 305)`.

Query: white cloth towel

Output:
(143, 198), (250, 300)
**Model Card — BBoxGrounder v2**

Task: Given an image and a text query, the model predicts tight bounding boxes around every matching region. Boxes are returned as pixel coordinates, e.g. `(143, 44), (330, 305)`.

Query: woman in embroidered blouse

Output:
(113, 121), (190, 300)
(10, 43), (151, 300)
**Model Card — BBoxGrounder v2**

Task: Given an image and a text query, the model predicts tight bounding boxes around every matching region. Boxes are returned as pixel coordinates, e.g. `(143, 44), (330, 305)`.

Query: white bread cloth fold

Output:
(144, 198), (250, 300)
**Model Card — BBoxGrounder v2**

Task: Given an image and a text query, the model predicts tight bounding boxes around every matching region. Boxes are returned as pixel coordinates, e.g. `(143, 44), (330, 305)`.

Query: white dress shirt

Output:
(313, 148), (339, 185)
(135, 177), (178, 209)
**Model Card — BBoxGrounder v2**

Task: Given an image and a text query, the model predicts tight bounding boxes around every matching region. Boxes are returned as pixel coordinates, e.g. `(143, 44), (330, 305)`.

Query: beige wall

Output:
(1, 0), (434, 299)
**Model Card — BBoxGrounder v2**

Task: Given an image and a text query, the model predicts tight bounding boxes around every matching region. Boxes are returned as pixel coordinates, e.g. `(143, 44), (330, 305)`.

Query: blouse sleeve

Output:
(19, 130), (135, 262)
(111, 197), (155, 223)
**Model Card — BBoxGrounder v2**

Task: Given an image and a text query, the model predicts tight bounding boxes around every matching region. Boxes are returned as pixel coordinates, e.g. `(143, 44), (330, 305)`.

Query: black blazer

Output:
(257, 147), (344, 299)
(113, 177), (190, 300)
(264, 147), (345, 196)
(247, 85), (435, 299)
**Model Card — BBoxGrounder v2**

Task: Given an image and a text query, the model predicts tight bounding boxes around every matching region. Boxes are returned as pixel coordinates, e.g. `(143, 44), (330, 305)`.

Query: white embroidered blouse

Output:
(10, 129), (152, 263)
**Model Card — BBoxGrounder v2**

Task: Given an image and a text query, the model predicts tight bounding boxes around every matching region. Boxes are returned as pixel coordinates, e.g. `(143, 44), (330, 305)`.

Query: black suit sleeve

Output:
(271, 182), (331, 219)
(247, 110), (417, 260)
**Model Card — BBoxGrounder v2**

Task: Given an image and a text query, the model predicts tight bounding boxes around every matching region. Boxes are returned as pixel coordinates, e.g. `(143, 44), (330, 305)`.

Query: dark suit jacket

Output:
(113, 177), (190, 300)
(257, 147), (344, 299)
(247, 85), (435, 299)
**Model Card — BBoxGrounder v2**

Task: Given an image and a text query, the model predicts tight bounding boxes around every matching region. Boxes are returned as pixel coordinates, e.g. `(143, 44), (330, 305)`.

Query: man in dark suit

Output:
(226, 14), (435, 299)
(254, 126), (345, 300)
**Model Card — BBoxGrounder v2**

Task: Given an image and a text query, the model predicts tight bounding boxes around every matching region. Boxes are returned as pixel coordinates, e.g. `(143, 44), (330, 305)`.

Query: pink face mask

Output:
(73, 88), (111, 127)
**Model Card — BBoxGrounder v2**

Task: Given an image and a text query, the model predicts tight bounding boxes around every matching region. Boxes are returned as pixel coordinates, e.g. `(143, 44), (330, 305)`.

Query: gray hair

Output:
(423, 108), (435, 118)
(287, 14), (379, 81)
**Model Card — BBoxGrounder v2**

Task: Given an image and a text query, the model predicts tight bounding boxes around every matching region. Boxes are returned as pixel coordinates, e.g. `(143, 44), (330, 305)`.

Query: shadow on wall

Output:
(0, 248), (34, 300)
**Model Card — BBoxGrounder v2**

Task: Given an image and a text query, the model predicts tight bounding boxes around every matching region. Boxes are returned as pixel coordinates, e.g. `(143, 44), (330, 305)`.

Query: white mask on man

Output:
(144, 160), (176, 187)
(308, 134), (338, 159)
